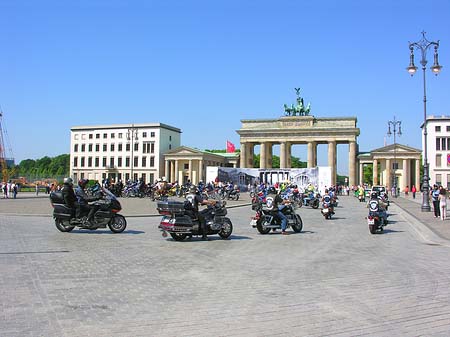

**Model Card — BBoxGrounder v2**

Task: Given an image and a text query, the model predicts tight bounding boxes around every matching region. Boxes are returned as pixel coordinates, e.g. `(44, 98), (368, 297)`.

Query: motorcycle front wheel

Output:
(312, 200), (319, 209)
(108, 215), (127, 233)
(291, 214), (303, 233)
(55, 219), (75, 232)
(170, 233), (187, 241)
(218, 219), (233, 239)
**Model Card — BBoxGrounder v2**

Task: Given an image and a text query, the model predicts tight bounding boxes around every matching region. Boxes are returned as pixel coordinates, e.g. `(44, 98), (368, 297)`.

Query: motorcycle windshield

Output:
(102, 187), (117, 201)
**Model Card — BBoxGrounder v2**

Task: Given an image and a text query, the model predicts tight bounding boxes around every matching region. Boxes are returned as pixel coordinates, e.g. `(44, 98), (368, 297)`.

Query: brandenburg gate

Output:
(236, 115), (360, 186)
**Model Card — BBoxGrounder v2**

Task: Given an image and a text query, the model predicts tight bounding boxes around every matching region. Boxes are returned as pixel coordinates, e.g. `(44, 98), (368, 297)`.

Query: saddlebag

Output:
(50, 191), (65, 204)
(157, 200), (186, 215)
(53, 204), (74, 219)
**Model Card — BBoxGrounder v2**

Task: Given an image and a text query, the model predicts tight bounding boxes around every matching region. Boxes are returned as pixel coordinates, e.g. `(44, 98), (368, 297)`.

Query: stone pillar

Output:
(170, 160), (175, 182)
(286, 142), (292, 168)
(260, 142), (267, 169)
(199, 159), (204, 183)
(188, 159), (193, 184)
(403, 159), (410, 190)
(415, 159), (420, 189)
(348, 141), (356, 187)
(307, 142), (314, 168)
(174, 160), (179, 183)
(328, 141), (336, 185)
(373, 159), (378, 185)
(359, 162), (364, 186)
(165, 160), (170, 180)
(312, 142), (317, 167)
(267, 143), (273, 168)
(386, 159), (391, 189)
(280, 142), (287, 168)
(240, 143), (247, 168)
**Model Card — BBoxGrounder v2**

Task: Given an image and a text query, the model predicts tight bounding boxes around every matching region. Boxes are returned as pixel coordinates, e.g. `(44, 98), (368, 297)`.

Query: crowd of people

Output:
(0, 181), (18, 199)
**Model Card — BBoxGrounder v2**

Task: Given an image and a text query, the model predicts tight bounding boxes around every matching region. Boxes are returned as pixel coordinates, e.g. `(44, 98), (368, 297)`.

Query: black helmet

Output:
(78, 179), (89, 188)
(63, 177), (73, 185)
(370, 191), (378, 199)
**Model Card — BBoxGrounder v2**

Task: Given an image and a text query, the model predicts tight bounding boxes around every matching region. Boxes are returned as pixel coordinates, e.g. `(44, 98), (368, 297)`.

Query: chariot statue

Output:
(283, 88), (311, 116)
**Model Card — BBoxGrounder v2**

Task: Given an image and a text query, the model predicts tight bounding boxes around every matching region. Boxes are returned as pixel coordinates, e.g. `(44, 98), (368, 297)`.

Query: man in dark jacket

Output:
(61, 177), (77, 209)
(75, 179), (100, 226)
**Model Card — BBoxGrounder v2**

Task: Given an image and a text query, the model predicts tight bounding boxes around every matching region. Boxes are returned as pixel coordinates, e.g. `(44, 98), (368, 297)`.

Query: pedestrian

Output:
(405, 185), (409, 196)
(35, 183), (39, 196)
(3, 183), (7, 198)
(439, 187), (447, 220)
(12, 183), (17, 199)
(411, 185), (417, 199)
(431, 185), (440, 218)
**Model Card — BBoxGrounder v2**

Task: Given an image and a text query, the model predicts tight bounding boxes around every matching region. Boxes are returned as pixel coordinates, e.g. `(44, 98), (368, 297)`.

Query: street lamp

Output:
(127, 125), (138, 182)
(387, 116), (402, 198)
(407, 31), (443, 212)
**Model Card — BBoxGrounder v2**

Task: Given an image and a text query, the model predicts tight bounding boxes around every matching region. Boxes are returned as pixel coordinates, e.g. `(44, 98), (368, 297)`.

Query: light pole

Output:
(127, 125), (138, 182)
(407, 31), (443, 212)
(387, 116), (402, 198)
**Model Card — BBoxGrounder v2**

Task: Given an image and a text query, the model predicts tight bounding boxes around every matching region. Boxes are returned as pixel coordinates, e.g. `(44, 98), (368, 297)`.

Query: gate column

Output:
(328, 141), (336, 185)
(349, 141), (357, 186)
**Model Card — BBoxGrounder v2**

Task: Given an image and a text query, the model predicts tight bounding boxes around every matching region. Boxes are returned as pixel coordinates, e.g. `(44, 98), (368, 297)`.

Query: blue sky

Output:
(1, 0), (449, 174)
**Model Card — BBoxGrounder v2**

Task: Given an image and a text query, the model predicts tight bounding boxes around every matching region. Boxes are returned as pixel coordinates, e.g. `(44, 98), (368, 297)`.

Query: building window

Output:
(118, 133), (123, 139)
(111, 144), (115, 152)
(436, 126), (441, 132)
(89, 134), (93, 139)
(126, 144), (130, 151)
(74, 134), (79, 140)
(81, 144), (85, 152)
(95, 157), (99, 167)
(142, 156), (147, 167)
(118, 143), (123, 151)
(436, 154), (442, 167)
(74, 144), (79, 152)
(143, 142), (154, 154)
(134, 157), (139, 167)
(134, 143), (139, 151)
(436, 138), (441, 151)
(184, 163), (189, 169)
(442, 138), (447, 151)
(169, 144), (172, 150)
(149, 173), (154, 183)
(151, 132), (155, 137)
(73, 157), (78, 167)
(436, 174), (442, 186)
(143, 132), (147, 138)
(88, 144), (93, 152)
(81, 134), (86, 140)
(118, 157), (122, 167)
(125, 157), (130, 167)
(169, 135), (172, 141)
(103, 144), (107, 151)
(447, 175), (450, 189)
(110, 157), (115, 167)
(80, 157), (85, 167)
(88, 157), (92, 167)
(96, 133), (100, 139)
(102, 157), (107, 167)
(141, 173), (146, 183)
(95, 144), (100, 152)
(103, 133), (107, 139)
(150, 156), (155, 167)
(111, 133), (115, 139)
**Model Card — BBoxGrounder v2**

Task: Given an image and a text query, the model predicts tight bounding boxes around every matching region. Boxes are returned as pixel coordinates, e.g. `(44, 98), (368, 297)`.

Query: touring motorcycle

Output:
(50, 187), (127, 233)
(250, 197), (303, 234)
(157, 200), (233, 241)
(367, 199), (388, 234)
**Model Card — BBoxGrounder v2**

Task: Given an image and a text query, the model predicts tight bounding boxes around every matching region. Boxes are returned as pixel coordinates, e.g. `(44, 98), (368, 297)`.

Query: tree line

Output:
(14, 154), (70, 180)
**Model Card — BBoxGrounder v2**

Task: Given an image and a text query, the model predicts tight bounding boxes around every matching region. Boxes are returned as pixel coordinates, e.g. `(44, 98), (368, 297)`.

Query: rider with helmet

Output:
(185, 185), (216, 240)
(61, 177), (76, 209)
(367, 191), (387, 222)
(75, 179), (101, 227)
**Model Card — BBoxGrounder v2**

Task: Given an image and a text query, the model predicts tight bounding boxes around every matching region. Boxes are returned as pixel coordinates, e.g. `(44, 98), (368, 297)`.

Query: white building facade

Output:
(423, 115), (450, 189)
(70, 123), (181, 184)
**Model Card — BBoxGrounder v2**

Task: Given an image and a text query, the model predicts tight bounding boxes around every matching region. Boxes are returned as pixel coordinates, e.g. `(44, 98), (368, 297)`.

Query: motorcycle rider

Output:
(321, 189), (335, 214)
(185, 185), (216, 240)
(272, 190), (291, 235)
(75, 179), (101, 227)
(367, 191), (387, 223)
(61, 177), (77, 209)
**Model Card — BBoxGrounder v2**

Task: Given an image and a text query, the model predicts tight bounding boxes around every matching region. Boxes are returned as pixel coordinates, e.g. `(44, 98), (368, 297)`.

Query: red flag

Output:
(226, 140), (235, 153)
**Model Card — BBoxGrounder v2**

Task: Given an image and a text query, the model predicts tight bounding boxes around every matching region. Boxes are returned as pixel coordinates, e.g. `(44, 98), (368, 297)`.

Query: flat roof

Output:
(71, 123), (181, 133)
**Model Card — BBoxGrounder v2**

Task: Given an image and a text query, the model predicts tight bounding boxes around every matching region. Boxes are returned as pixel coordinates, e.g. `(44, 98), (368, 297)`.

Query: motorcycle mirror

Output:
(222, 200), (227, 206)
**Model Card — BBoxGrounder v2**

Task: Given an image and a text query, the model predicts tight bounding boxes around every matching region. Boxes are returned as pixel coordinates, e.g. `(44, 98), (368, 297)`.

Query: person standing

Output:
(439, 187), (447, 221)
(3, 183), (7, 198)
(431, 185), (441, 218)
(411, 185), (417, 199)
(35, 183), (39, 196)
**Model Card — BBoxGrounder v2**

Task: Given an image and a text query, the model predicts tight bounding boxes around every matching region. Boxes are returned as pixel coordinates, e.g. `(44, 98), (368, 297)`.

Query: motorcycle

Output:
(227, 187), (240, 201)
(367, 199), (388, 234)
(302, 192), (320, 209)
(250, 197), (303, 234)
(157, 200), (233, 241)
(50, 187), (127, 233)
(320, 195), (335, 219)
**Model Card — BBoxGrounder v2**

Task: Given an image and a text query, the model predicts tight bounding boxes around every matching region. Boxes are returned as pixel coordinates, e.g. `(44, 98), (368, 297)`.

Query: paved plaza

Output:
(2, 194), (450, 336)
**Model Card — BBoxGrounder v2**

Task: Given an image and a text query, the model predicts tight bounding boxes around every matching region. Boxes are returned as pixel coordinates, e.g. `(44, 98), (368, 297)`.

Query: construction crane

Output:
(0, 108), (15, 182)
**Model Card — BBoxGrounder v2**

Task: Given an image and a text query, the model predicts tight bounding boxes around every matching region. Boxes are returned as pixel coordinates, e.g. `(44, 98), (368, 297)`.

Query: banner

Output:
(226, 140), (235, 153)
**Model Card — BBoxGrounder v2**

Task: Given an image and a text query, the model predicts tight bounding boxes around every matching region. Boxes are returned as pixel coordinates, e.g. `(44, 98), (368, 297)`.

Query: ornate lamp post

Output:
(407, 31), (443, 212)
(387, 117), (402, 198)
(127, 125), (138, 182)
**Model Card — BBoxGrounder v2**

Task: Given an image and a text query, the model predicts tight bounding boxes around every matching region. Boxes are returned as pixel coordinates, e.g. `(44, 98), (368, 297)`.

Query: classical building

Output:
(357, 144), (421, 190)
(423, 115), (450, 188)
(236, 116), (360, 186)
(70, 123), (181, 183)
(163, 146), (239, 184)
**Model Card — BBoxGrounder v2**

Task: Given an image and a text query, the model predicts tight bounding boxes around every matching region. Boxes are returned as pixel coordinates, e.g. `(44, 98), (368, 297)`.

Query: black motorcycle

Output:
(302, 192), (320, 209)
(50, 187), (127, 233)
(367, 199), (388, 234)
(251, 198), (303, 234)
(227, 187), (240, 201)
(157, 200), (233, 241)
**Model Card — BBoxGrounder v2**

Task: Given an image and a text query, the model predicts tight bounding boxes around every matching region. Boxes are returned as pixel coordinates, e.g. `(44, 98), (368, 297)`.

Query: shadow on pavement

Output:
(70, 229), (146, 235)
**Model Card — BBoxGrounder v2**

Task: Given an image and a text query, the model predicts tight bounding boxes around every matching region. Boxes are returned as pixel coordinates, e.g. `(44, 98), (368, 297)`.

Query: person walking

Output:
(439, 187), (447, 220)
(411, 185), (417, 199)
(431, 185), (441, 218)
(35, 183), (39, 196)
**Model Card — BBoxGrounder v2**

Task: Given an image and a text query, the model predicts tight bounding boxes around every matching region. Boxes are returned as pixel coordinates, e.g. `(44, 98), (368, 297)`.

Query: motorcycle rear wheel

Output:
(292, 214), (303, 233)
(312, 200), (319, 209)
(218, 219), (233, 239)
(170, 233), (187, 241)
(369, 224), (377, 234)
(55, 219), (75, 232)
(108, 215), (127, 233)
(256, 220), (271, 234)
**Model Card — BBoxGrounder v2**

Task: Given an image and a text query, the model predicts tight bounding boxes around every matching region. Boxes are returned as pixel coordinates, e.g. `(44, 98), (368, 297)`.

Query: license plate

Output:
(368, 219), (374, 225)
(322, 208), (329, 213)
(250, 219), (257, 227)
